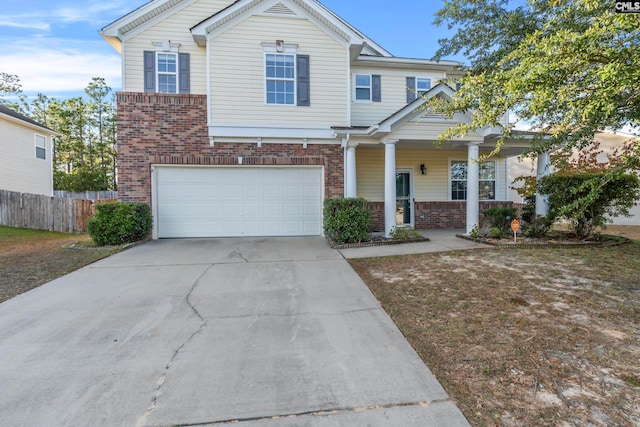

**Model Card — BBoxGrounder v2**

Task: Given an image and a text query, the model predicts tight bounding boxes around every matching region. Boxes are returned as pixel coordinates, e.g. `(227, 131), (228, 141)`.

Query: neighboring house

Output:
(0, 105), (58, 196)
(101, 0), (537, 239)
(508, 131), (640, 225)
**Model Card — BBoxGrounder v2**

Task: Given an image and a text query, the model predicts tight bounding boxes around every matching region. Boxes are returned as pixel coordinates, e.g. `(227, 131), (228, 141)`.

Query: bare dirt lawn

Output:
(0, 226), (124, 303)
(350, 226), (640, 427)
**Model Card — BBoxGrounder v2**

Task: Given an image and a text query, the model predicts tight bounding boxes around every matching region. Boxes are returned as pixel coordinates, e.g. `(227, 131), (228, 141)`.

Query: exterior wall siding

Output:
(356, 146), (509, 203)
(117, 92), (344, 206)
(124, 0), (231, 94)
(210, 14), (349, 127)
(350, 67), (446, 126)
(0, 119), (53, 196)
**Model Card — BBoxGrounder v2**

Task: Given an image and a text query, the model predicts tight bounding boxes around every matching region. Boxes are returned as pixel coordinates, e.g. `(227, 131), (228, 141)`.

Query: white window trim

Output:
(35, 134), (46, 160)
(448, 159), (496, 201)
(264, 52), (297, 106)
(353, 74), (373, 103)
(156, 52), (178, 94)
(416, 77), (432, 96)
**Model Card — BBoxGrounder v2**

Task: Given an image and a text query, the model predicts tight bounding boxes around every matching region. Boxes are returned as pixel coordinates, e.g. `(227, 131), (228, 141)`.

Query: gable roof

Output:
(0, 105), (58, 135)
(101, 0), (392, 57)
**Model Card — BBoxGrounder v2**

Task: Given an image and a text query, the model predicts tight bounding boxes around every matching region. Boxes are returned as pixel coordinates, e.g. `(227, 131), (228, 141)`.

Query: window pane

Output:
(451, 161), (467, 180)
(355, 75), (371, 87)
(451, 181), (467, 200)
(36, 146), (46, 160)
(417, 78), (431, 91)
(356, 88), (371, 100)
(480, 181), (495, 200)
(479, 162), (496, 180)
(157, 53), (176, 73)
(159, 75), (176, 93)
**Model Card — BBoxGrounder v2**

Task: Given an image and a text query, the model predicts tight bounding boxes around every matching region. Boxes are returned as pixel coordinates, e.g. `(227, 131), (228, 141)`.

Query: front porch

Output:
(341, 138), (546, 236)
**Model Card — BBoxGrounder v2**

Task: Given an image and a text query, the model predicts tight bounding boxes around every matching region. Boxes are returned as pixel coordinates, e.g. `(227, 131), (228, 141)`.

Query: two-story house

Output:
(0, 105), (58, 196)
(102, 0), (538, 239)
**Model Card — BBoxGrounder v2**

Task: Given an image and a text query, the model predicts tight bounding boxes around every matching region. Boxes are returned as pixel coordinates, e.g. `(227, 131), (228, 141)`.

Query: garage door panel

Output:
(157, 167), (322, 238)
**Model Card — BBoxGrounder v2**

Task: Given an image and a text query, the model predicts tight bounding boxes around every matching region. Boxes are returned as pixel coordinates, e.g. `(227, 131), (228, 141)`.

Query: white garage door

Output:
(156, 166), (323, 238)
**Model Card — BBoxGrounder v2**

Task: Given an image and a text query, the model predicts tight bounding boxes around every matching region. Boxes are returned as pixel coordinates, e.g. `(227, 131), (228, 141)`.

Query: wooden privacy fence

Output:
(0, 189), (117, 233)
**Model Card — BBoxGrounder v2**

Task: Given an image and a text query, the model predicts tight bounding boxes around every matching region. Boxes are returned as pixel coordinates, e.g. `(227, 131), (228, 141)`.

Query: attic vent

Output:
(264, 2), (296, 15)
(422, 112), (447, 120)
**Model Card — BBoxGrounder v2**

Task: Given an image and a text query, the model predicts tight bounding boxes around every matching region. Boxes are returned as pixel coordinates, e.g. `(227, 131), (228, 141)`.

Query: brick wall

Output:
(368, 200), (517, 231)
(117, 92), (344, 206)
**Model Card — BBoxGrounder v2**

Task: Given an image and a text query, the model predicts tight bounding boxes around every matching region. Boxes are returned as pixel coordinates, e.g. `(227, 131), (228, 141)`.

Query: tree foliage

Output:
(432, 0), (640, 161)
(0, 74), (117, 191)
(538, 143), (640, 238)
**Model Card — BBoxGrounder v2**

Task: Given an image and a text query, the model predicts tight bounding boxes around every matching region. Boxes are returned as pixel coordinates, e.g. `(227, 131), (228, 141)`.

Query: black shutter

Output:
(179, 53), (190, 94)
(406, 77), (416, 102)
(372, 74), (381, 102)
(144, 51), (156, 93)
(297, 54), (310, 106)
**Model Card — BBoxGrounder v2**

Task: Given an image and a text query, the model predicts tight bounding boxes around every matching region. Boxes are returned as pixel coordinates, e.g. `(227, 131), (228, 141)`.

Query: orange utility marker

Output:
(511, 219), (520, 243)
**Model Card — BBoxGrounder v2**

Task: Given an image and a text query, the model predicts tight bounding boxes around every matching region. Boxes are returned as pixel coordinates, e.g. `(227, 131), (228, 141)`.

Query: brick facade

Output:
(117, 92), (515, 231)
(368, 201), (517, 231)
(116, 92), (344, 206)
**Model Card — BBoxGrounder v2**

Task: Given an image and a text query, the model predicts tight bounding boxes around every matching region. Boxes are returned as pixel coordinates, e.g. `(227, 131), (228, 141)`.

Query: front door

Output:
(396, 170), (413, 227)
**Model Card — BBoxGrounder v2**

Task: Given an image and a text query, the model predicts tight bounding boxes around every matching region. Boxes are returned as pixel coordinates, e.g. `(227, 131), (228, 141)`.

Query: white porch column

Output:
(466, 141), (481, 234)
(345, 143), (358, 198)
(384, 139), (398, 238)
(536, 152), (551, 216)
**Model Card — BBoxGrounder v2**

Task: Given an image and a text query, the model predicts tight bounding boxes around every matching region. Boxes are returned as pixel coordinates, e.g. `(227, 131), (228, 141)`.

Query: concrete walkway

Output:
(0, 237), (470, 426)
(339, 229), (492, 259)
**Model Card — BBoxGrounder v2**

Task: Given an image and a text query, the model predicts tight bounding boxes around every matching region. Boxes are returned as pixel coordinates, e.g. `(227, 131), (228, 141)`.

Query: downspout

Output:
(342, 134), (350, 197)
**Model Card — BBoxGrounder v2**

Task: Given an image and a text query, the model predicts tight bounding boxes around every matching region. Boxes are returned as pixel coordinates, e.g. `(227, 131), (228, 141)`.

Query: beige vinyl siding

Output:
(387, 118), (480, 141)
(356, 146), (507, 202)
(124, 0), (230, 94)
(350, 68), (446, 126)
(210, 15), (349, 126)
(0, 119), (53, 196)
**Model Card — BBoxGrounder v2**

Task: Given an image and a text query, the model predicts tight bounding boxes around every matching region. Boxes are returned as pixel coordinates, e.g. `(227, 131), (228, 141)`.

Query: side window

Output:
(35, 134), (46, 160)
(265, 53), (296, 105)
(157, 53), (177, 94)
(450, 160), (496, 201)
(416, 78), (431, 96)
(355, 74), (372, 101)
(354, 74), (381, 102)
(144, 50), (190, 94)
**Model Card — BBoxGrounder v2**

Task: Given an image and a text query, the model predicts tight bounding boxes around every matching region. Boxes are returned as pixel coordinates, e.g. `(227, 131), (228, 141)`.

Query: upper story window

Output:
(35, 134), (46, 160)
(450, 160), (496, 200)
(266, 53), (295, 105)
(416, 78), (432, 96)
(406, 76), (433, 102)
(144, 42), (190, 94)
(355, 74), (372, 101)
(354, 74), (381, 102)
(157, 53), (178, 94)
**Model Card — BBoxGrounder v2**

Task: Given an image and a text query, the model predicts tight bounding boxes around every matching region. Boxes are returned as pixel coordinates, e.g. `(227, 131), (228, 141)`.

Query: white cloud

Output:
(0, 1), (131, 30)
(0, 40), (121, 94)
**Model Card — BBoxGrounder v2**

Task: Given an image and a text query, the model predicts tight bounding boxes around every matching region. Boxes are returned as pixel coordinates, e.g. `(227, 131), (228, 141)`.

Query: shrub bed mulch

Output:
(328, 235), (429, 249)
(459, 231), (631, 249)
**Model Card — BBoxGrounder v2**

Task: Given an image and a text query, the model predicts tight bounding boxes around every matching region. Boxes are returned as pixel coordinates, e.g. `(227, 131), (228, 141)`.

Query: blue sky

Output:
(0, 0), (462, 99)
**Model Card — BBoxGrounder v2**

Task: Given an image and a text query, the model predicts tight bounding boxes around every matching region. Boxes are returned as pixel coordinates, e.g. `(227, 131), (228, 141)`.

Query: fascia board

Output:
(209, 124), (338, 139)
(0, 114), (60, 136)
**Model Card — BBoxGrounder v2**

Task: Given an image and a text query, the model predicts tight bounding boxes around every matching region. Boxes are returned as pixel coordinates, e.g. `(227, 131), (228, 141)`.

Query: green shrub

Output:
(88, 202), (152, 246)
(489, 227), (505, 239)
(323, 198), (372, 244)
(539, 172), (639, 239)
(390, 226), (422, 241)
(483, 207), (518, 232)
(522, 215), (553, 238)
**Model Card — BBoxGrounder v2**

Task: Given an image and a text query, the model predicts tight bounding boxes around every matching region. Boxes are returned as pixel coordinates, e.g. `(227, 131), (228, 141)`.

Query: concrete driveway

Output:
(0, 237), (469, 426)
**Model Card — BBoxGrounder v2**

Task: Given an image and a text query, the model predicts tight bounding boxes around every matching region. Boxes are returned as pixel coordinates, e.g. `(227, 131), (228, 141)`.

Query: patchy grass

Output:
(0, 226), (124, 303)
(350, 236), (640, 426)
